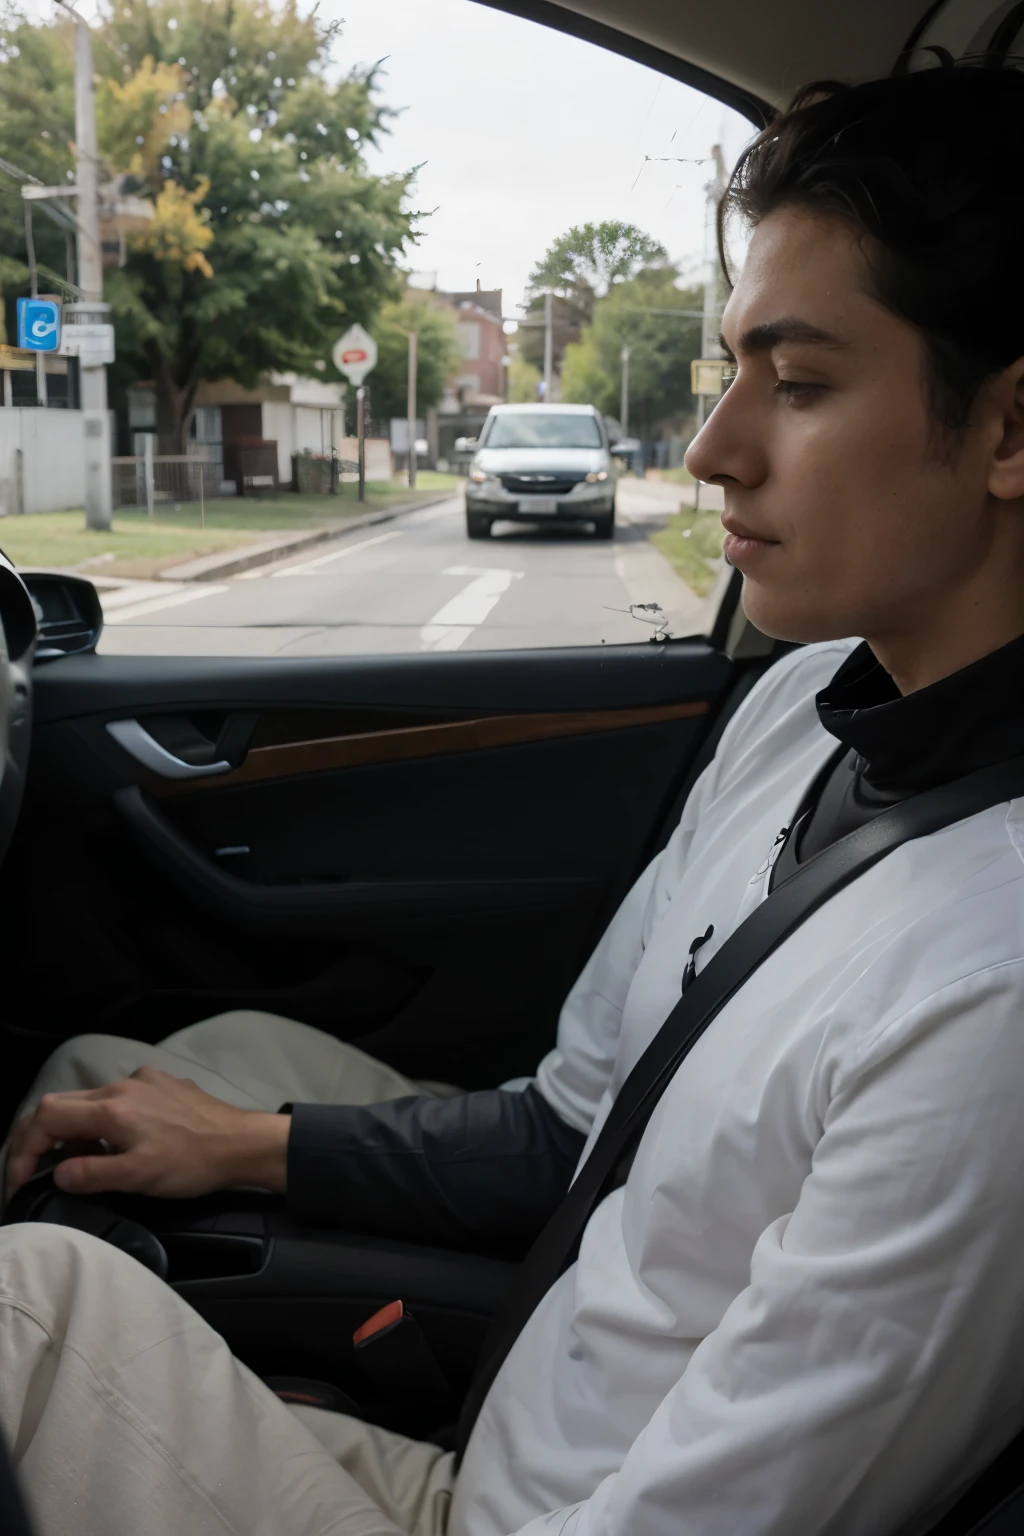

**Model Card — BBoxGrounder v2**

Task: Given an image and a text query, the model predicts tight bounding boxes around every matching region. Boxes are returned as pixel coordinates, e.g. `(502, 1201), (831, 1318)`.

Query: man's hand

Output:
(5, 1068), (290, 1200)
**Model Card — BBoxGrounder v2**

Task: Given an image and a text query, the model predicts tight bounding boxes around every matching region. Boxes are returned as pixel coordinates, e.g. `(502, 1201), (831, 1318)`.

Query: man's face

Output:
(685, 208), (1000, 647)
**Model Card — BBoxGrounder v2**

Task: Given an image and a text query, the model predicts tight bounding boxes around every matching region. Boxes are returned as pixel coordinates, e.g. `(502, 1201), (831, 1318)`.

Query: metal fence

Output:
(293, 452), (360, 495)
(111, 454), (224, 510)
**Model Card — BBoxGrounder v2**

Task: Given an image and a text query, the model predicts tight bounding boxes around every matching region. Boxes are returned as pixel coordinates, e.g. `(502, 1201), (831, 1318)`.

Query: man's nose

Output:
(684, 416), (716, 486)
(684, 384), (766, 492)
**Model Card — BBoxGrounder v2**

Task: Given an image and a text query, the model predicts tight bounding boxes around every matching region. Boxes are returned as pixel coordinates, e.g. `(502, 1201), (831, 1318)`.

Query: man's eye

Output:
(775, 379), (824, 403)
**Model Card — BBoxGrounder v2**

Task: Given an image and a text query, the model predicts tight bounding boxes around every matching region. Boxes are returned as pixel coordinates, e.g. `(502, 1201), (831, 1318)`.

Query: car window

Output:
(0, 0), (755, 658)
(484, 413), (605, 450)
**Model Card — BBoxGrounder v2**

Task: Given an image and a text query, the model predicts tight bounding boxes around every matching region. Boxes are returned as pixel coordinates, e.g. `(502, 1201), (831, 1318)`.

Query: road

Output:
(98, 478), (725, 657)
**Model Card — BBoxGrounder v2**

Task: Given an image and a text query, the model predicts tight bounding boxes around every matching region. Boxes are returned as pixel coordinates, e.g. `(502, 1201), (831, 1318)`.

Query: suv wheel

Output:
(466, 511), (492, 539)
(593, 506), (615, 540)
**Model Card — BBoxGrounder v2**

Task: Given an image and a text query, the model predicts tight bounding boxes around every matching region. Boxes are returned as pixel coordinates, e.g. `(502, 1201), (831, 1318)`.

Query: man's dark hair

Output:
(721, 67), (1024, 433)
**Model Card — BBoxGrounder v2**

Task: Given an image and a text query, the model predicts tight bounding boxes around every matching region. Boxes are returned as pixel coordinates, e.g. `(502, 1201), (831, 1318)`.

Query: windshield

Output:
(485, 413), (604, 450)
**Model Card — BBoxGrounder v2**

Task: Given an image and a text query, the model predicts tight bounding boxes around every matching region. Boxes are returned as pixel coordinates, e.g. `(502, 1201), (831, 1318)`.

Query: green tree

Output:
(561, 266), (702, 436)
(505, 343), (541, 404)
(519, 221), (669, 372)
(0, 1), (423, 449)
(366, 294), (460, 425)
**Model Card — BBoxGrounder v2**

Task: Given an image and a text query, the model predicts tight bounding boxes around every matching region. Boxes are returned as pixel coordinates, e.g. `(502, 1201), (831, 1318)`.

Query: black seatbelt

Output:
(457, 751), (1024, 1460)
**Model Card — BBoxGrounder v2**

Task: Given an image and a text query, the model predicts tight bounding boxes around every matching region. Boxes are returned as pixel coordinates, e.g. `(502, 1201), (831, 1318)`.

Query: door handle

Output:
(106, 719), (234, 779)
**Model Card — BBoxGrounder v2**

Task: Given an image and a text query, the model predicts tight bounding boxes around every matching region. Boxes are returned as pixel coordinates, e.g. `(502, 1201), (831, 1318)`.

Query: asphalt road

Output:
(99, 478), (724, 658)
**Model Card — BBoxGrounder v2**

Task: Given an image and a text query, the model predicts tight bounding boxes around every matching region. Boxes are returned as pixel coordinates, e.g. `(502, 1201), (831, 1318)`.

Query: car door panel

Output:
(1, 639), (737, 1121)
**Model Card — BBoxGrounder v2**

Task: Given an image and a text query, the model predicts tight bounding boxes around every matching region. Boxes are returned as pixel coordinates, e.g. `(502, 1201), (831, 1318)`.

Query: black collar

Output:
(815, 634), (1024, 795)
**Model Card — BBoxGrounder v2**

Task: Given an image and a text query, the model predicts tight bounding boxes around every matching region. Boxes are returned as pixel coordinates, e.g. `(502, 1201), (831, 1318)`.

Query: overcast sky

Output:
(26, 0), (755, 315)
(320, 0), (754, 314)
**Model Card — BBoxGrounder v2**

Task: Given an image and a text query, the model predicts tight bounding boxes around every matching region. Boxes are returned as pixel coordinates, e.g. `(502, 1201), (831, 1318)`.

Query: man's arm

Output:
(286, 1084), (585, 1240)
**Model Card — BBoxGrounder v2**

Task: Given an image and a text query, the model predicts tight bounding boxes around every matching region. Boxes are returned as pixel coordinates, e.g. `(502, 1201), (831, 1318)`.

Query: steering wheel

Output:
(0, 553), (36, 866)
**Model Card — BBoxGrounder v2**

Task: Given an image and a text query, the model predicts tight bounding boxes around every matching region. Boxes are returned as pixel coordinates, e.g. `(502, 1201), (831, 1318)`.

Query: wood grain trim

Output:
(157, 700), (710, 796)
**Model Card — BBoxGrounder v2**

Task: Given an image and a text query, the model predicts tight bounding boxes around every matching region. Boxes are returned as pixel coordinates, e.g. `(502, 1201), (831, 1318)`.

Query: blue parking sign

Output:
(17, 298), (61, 353)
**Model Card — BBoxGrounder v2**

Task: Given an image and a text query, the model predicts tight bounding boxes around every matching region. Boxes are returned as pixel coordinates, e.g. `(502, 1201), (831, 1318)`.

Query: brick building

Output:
(438, 285), (506, 409)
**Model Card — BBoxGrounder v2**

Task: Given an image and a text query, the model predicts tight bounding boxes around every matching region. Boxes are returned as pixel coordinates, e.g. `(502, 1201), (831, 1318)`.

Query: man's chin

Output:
(739, 582), (860, 646)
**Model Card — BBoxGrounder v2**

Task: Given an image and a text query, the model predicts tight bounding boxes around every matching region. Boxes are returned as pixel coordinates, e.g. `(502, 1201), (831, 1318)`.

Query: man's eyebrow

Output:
(718, 318), (848, 358)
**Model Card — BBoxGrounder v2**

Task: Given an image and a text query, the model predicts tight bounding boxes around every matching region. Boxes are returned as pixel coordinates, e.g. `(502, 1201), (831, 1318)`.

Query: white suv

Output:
(463, 404), (618, 540)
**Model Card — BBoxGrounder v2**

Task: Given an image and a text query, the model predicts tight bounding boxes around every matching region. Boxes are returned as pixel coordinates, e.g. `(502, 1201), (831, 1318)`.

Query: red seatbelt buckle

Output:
(353, 1299), (405, 1347)
(352, 1299), (453, 1433)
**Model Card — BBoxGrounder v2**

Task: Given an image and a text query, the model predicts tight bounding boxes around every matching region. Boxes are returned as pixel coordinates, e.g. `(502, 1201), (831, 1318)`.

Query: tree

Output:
(527, 221), (670, 323)
(366, 294), (460, 425)
(505, 344), (541, 404)
(519, 221), (668, 374)
(0, 1), (424, 449)
(560, 266), (702, 438)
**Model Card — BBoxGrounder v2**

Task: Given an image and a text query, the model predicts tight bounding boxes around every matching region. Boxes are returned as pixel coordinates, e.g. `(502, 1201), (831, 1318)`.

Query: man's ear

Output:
(988, 357), (1024, 501)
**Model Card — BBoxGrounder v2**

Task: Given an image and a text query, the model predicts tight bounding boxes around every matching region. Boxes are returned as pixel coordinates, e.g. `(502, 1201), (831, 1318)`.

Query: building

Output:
(439, 285), (506, 408)
(126, 372), (354, 492)
(427, 283), (507, 464)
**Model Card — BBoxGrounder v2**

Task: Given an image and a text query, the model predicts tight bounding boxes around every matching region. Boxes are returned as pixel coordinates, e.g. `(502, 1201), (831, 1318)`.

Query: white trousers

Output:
(1, 1014), (460, 1535)
(0, 1224), (454, 1536)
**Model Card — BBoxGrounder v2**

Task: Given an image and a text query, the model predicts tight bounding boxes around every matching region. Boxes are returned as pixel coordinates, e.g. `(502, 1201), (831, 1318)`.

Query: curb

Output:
(157, 489), (455, 582)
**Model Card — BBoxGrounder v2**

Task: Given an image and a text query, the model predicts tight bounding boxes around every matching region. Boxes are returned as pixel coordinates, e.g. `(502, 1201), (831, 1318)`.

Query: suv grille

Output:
(499, 472), (586, 496)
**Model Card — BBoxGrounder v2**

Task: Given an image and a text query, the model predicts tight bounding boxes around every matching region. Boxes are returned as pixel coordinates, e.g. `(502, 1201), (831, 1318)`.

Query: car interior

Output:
(3, 2), (1024, 1532)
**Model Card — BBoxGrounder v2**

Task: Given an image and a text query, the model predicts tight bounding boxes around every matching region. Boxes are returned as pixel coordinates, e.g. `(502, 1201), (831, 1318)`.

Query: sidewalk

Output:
(156, 489), (452, 581)
(18, 488), (455, 603)
(90, 490), (458, 617)
(618, 475), (724, 517)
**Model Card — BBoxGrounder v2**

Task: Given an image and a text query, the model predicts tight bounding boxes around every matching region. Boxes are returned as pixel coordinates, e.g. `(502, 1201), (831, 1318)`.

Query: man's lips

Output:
(720, 514), (780, 565)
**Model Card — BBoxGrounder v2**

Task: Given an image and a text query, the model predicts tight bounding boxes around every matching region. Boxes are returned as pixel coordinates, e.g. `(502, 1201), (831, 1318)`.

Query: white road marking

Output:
(420, 566), (524, 651)
(270, 530), (402, 577)
(103, 584), (230, 623)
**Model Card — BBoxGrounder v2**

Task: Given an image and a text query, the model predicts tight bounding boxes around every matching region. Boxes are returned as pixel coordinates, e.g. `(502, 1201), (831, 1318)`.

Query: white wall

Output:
(261, 400), (295, 486)
(264, 402), (346, 486)
(0, 409), (87, 516)
(294, 405), (344, 457)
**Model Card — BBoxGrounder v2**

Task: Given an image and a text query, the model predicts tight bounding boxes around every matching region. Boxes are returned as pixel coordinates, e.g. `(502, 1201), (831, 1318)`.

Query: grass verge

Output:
(0, 473), (459, 578)
(649, 507), (726, 597)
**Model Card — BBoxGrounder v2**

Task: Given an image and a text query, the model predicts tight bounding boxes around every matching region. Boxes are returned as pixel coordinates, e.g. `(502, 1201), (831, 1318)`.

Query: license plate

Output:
(524, 497), (557, 514)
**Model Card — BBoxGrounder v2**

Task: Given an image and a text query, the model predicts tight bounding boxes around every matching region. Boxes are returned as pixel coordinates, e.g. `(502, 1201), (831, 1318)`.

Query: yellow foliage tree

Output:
(131, 178), (214, 278)
(97, 56), (191, 184)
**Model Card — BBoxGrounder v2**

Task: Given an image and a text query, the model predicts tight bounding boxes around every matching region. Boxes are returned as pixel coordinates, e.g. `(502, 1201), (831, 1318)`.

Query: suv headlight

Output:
(585, 471), (608, 483)
(470, 470), (491, 484)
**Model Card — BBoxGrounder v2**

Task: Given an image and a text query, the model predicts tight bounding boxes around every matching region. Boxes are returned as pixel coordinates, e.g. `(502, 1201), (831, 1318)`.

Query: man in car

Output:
(6, 64), (1024, 1536)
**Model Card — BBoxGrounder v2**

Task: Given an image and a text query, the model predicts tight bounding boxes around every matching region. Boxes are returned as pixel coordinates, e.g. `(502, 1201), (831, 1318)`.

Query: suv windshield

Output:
(485, 413), (604, 450)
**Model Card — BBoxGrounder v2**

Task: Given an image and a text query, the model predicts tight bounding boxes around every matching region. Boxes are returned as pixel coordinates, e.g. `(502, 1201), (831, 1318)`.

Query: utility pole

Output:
(59, 1), (112, 530)
(700, 144), (729, 363)
(620, 345), (630, 437)
(406, 329), (417, 489)
(542, 291), (553, 402)
(22, 204), (47, 408)
(694, 143), (729, 513)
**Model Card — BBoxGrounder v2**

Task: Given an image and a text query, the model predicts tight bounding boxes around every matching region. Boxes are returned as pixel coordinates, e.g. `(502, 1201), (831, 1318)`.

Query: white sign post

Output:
(333, 325), (378, 502)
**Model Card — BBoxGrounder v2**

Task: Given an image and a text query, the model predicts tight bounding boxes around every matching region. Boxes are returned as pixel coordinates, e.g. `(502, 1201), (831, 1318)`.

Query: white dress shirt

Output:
(451, 638), (1024, 1536)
